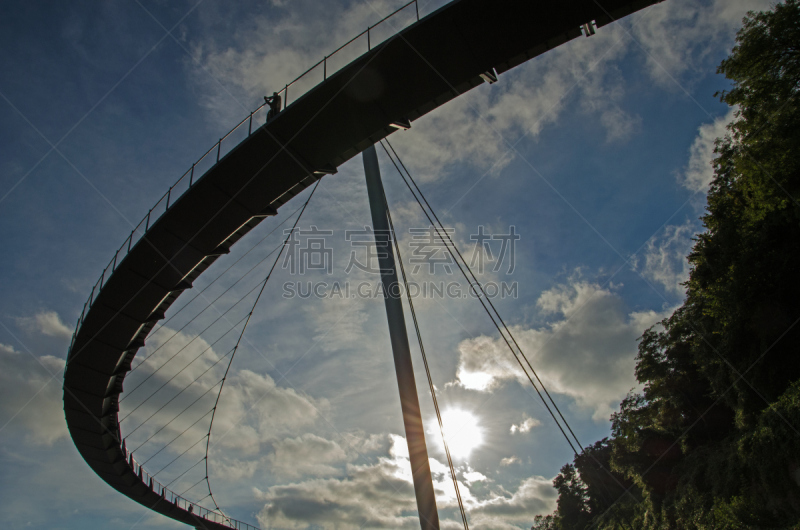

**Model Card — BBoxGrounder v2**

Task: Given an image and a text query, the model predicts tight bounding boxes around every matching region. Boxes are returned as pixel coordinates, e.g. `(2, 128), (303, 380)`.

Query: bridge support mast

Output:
(362, 144), (440, 530)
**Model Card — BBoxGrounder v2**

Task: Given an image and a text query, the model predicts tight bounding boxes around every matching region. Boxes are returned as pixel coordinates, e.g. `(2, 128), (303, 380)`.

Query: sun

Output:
(431, 409), (484, 460)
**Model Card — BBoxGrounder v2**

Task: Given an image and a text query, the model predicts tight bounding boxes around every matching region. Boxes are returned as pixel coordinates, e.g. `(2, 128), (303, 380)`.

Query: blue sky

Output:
(0, 0), (772, 528)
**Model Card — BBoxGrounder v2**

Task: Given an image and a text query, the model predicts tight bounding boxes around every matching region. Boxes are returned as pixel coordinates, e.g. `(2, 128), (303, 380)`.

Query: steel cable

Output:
(120, 320), (245, 425)
(130, 387), (218, 456)
(130, 203), (305, 375)
(121, 269), (279, 404)
(380, 140), (582, 455)
(380, 181), (470, 529)
(117, 184), (319, 526)
(125, 235), (293, 383)
(138, 408), (214, 466)
(203, 179), (323, 518)
(165, 456), (206, 488)
(152, 433), (209, 478)
(381, 140), (644, 508)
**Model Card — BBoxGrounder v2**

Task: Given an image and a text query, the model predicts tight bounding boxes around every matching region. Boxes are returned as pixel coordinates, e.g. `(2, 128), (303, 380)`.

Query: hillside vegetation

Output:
(533, 2), (800, 528)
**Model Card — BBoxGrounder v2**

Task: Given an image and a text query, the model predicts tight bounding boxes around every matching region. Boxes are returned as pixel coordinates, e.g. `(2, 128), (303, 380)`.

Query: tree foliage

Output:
(536, 2), (800, 528)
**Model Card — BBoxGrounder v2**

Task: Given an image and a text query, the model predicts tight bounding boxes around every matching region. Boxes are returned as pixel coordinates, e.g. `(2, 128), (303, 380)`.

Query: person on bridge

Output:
(265, 92), (282, 122)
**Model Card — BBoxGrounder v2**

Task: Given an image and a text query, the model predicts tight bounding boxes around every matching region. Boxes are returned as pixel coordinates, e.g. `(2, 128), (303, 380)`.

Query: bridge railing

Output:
(66, 2), (424, 528)
(273, 0), (420, 108)
(68, 0), (422, 358)
(124, 444), (259, 530)
(67, 100), (269, 358)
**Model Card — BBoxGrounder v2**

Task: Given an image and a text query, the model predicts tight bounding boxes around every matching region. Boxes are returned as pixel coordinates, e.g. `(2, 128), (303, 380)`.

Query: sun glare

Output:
(433, 409), (484, 460)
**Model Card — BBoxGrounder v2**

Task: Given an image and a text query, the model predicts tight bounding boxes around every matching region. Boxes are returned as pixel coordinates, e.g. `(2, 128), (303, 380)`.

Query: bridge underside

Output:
(63, 1), (664, 528)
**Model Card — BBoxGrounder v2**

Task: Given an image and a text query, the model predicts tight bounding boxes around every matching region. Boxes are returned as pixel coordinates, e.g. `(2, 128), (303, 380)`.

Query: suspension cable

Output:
(379, 140), (582, 455)
(380, 181), (470, 529)
(121, 258), (286, 405)
(131, 385), (218, 456)
(121, 317), (246, 424)
(180, 475), (208, 497)
(392, 141), (585, 451)
(123, 183), (321, 519)
(131, 203), (306, 373)
(165, 456), (206, 488)
(121, 241), (290, 403)
(203, 179), (322, 518)
(153, 433), (209, 478)
(380, 141), (652, 509)
(138, 408), (214, 466)
(126, 229), (297, 383)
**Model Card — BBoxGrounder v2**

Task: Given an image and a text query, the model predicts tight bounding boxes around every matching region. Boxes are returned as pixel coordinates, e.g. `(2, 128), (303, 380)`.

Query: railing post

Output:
(324, 56), (327, 80)
(248, 112), (253, 135)
(166, 187), (172, 209)
(145, 210), (151, 231)
(100, 268), (105, 289)
(190, 163), (195, 186)
(89, 284), (96, 307)
(217, 140), (221, 162)
(368, 26), (371, 50)
(112, 251), (117, 272)
(284, 85), (288, 109)
(416, 0), (419, 20)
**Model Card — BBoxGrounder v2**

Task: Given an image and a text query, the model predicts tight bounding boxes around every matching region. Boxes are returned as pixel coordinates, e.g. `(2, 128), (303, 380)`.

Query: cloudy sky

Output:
(0, 0), (772, 528)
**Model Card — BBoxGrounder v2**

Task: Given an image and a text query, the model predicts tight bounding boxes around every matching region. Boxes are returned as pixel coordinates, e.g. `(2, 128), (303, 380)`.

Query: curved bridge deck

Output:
(63, 0), (663, 528)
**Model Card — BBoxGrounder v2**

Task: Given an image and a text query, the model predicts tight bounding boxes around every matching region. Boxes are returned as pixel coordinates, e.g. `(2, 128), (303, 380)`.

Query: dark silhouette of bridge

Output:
(63, 1), (663, 528)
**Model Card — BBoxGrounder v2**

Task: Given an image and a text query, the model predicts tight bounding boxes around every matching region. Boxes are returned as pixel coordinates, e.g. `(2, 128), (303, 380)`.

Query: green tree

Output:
(531, 513), (558, 530)
(545, 439), (642, 529)
(534, 2), (800, 528)
(688, 0), (800, 424)
(552, 463), (592, 529)
(573, 438), (638, 517)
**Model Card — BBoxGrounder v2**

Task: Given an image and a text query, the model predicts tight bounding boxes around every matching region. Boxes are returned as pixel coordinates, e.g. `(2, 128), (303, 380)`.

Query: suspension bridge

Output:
(63, 0), (664, 528)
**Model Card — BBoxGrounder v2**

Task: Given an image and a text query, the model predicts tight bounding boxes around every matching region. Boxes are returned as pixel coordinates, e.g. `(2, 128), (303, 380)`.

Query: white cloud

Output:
(454, 278), (670, 421)
(210, 455), (262, 482)
(192, 0), (646, 182)
(190, 0), (423, 125)
(631, 103), (739, 298)
(256, 437), (419, 529)
(120, 327), (327, 475)
(463, 469), (488, 483)
(510, 415), (541, 434)
(17, 310), (73, 340)
(631, 0), (773, 86)
(0, 342), (19, 355)
(500, 456), (520, 467)
(0, 347), (67, 445)
(681, 106), (737, 193)
(389, 24), (641, 179)
(306, 295), (370, 353)
(211, 368), (327, 454)
(468, 475), (557, 529)
(188, 0), (765, 195)
(637, 220), (697, 297)
(268, 433), (348, 479)
(255, 433), (555, 529)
